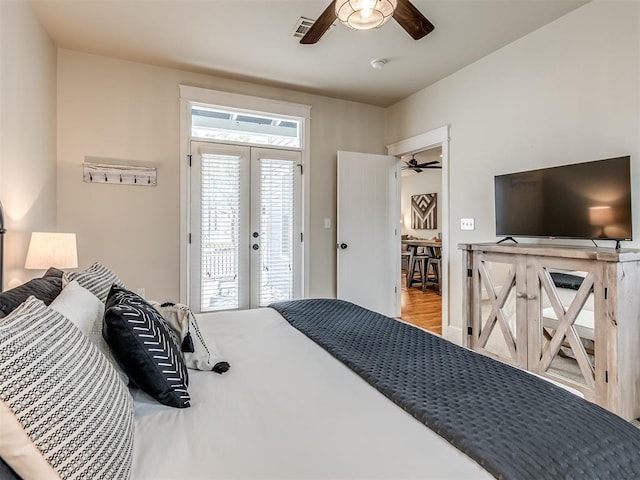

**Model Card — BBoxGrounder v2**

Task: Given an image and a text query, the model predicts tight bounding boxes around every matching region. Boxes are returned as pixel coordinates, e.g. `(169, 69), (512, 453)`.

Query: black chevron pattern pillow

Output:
(103, 286), (190, 408)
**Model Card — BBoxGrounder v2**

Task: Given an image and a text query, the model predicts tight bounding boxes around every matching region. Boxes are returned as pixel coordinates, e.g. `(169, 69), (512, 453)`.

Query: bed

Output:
(132, 307), (489, 479)
(2, 264), (640, 480)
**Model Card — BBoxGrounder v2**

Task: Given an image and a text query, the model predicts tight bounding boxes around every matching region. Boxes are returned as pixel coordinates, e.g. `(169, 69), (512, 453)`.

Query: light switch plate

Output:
(324, 218), (331, 229)
(460, 218), (475, 230)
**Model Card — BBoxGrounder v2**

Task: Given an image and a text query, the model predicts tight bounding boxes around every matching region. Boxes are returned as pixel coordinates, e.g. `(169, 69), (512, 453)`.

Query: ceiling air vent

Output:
(292, 17), (316, 38)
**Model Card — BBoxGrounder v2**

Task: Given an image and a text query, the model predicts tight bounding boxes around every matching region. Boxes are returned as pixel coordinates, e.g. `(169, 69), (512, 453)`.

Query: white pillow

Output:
(151, 302), (230, 373)
(0, 297), (134, 479)
(50, 281), (128, 385)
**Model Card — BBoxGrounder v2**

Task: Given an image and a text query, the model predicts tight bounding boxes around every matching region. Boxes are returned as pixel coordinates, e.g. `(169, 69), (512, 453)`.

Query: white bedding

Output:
(132, 308), (490, 479)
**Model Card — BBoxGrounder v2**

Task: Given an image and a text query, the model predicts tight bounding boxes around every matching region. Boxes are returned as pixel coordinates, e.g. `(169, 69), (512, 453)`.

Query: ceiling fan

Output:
(402, 156), (441, 173)
(300, 0), (435, 45)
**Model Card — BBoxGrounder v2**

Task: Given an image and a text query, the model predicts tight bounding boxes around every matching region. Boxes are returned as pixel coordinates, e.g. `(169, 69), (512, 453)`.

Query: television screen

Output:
(494, 156), (632, 241)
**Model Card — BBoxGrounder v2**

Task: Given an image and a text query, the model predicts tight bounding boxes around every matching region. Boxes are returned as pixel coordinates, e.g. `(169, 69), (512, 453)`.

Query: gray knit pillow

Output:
(63, 262), (124, 302)
(0, 296), (134, 479)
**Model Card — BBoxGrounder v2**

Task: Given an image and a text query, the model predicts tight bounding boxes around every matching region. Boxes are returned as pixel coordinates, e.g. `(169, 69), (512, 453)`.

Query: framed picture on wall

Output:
(411, 193), (437, 229)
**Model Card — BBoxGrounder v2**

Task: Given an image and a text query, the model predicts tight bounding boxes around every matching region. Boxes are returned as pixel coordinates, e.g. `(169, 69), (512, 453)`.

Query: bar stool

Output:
(401, 249), (411, 272)
(424, 246), (442, 294)
(407, 247), (429, 288)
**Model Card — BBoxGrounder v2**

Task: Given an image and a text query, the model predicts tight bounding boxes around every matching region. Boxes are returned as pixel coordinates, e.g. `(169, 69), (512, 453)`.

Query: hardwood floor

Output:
(400, 272), (442, 335)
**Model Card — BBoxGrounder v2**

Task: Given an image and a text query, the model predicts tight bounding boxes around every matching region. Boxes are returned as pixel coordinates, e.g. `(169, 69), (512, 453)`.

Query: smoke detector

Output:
(370, 59), (388, 70)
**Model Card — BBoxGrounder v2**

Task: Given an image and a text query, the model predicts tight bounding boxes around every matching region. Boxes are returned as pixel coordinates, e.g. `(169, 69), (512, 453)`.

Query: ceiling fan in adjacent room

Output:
(402, 156), (441, 173)
(300, 0), (435, 44)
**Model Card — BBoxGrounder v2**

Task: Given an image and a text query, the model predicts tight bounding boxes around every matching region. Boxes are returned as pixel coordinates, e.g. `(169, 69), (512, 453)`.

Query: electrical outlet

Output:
(460, 218), (475, 231)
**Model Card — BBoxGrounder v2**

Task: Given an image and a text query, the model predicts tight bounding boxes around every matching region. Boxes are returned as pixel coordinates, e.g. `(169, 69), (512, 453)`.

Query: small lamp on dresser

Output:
(25, 232), (78, 270)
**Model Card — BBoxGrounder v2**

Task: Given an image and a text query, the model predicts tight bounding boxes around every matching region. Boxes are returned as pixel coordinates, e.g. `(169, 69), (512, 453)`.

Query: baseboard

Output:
(444, 325), (464, 346)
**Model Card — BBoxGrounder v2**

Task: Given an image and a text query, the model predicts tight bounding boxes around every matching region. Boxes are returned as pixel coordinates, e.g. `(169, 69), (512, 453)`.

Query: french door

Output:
(189, 142), (302, 312)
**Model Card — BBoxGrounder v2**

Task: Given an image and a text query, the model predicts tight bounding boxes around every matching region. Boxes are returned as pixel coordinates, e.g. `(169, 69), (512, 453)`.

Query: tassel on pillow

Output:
(151, 301), (230, 373)
(160, 302), (196, 353)
(212, 359), (230, 374)
(181, 332), (195, 353)
(160, 302), (195, 353)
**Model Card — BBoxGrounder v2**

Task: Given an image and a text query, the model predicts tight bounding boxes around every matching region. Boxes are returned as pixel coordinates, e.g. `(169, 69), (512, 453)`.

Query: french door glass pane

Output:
(200, 153), (241, 311)
(258, 159), (295, 306)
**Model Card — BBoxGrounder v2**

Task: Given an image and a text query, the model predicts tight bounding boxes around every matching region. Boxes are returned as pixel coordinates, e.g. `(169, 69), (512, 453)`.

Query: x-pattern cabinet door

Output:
(469, 251), (528, 367)
(526, 257), (607, 404)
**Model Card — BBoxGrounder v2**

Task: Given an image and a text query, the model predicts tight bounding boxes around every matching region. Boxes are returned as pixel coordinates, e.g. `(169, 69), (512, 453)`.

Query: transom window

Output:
(191, 105), (301, 148)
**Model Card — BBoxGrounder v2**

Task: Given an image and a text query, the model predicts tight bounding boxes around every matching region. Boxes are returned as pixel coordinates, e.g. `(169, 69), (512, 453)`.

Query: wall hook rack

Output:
(83, 162), (157, 187)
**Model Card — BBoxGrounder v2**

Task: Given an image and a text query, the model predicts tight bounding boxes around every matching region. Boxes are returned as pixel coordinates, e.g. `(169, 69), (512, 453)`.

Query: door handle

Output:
(339, 243), (348, 250)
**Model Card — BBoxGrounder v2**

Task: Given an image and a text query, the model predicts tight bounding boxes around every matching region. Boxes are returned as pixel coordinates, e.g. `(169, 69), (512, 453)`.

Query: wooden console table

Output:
(459, 242), (640, 420)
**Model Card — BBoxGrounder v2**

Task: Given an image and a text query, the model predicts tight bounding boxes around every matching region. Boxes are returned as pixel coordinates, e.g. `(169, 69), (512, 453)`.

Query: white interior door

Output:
(190, 141), (302, 313)
(337, 151), (400, 317)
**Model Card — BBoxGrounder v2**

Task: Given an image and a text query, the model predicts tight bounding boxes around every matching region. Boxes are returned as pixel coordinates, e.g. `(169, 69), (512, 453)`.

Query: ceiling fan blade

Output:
(393, 0), (435, 40)
(415, 160), (440, 168)
(300, 1), (337, 44)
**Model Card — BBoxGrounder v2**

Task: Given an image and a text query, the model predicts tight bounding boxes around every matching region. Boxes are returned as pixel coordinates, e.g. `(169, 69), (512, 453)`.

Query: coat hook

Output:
(83, 163), (157, 186)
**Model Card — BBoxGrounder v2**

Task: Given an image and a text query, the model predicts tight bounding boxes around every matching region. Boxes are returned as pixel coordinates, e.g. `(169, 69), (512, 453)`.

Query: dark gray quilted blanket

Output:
(270, 298), (640, 480)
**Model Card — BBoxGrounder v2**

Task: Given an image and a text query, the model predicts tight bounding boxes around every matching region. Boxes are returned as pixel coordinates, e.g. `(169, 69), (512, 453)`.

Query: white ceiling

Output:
(30, 0), (588, 107)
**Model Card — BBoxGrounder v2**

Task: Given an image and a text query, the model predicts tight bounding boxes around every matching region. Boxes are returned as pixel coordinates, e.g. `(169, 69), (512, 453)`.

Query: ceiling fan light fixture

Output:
(335, 0), (397, 31)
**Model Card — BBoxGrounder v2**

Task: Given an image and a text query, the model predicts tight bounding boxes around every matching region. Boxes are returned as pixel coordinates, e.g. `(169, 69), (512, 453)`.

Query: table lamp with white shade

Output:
(25, 232), (78, 270)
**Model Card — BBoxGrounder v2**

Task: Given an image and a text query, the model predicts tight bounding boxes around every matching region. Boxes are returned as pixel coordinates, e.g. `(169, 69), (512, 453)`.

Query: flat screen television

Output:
(494, 156), (632, 242)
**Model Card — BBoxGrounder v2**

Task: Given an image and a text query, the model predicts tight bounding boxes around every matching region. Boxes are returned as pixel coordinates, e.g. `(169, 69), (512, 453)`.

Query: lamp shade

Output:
(336, 0), (397, 30)
(25, 232), (78, 270)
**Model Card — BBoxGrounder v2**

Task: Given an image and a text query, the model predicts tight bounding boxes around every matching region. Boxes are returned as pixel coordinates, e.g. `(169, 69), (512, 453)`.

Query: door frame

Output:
(387, 125), (452, 341)
(179, 85), (311, 307)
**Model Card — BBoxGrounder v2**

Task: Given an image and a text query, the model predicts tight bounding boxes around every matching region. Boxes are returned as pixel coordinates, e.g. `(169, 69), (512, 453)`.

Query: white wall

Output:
(386, 0), (639, 339)
(401, 171), (442, 238)
(0, 1), (57, 289)
(57, 50), (386, 301)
